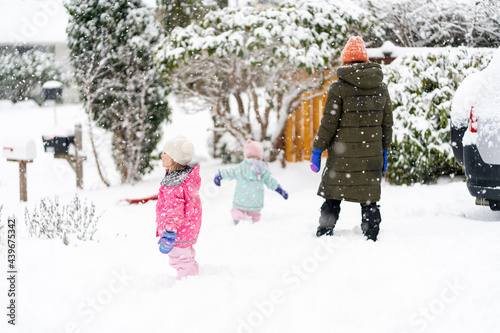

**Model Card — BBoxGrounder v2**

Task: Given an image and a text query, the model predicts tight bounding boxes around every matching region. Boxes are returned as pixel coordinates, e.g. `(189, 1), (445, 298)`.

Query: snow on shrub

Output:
(0, 49), (65, 103)
(384, 47), (494, 185)
(66, 0), (170, 183)
(156, 0), (372, 161)
(358, 0), (500, 48)
(24, 195), (100, 245)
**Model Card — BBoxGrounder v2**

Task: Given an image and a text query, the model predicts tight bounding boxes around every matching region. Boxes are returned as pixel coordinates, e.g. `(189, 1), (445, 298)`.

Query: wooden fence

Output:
(285, 80), (334, 162)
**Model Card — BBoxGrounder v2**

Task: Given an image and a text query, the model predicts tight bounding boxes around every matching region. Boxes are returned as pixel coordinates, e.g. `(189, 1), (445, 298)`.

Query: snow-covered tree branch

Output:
(156, 0), (372, 162)
(360, 0), (500, 48)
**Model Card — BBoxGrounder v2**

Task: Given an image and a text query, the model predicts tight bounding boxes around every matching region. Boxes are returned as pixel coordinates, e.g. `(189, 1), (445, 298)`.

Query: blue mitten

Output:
(158, 230), (177, 254)
(275, 185), (288, 200)
(310, 148), (323, 173)
(214, 171), (222, 186)
(382, 150), (388, 174)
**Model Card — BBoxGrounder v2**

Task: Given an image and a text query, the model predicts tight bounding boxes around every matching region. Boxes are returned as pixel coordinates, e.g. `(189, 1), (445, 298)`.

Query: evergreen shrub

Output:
(384, 48), (494, 184)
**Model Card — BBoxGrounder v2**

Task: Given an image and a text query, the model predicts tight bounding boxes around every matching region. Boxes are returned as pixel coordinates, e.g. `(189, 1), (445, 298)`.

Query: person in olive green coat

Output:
(310, 36), (393, 241)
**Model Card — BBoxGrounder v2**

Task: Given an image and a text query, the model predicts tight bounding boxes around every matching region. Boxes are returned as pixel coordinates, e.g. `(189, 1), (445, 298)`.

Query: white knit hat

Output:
(163, 135), (194, 166)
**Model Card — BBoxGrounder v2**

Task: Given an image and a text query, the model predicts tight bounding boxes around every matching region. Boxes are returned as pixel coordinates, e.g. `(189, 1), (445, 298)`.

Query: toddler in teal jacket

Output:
(214, 139), (288, 224)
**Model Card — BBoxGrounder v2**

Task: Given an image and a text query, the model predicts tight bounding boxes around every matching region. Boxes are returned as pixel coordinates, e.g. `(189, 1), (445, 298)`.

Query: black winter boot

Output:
(316, 227), (334, 237)
(316, 199), (341, 237)
(361, 202), (381, 241)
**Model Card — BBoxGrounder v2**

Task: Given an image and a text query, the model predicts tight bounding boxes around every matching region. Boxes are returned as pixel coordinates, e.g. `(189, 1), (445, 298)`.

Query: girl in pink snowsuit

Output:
(156, 135), (202, 279)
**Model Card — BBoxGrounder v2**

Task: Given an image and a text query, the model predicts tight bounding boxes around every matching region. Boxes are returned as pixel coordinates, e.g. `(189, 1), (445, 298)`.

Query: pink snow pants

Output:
(168, 246), (199, 279)
(231, 207), (261, 223)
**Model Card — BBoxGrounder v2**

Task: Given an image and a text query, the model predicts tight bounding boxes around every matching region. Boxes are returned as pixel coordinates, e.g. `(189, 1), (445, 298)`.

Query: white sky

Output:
(0, 0), (68, 44)
(0, 0), (249, 45)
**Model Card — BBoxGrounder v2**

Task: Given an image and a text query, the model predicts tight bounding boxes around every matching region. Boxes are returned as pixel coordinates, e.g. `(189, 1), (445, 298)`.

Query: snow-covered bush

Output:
(24, 195), (100, 245)
(66, 0), (171, 183)
(358, 0), (500, 48)
(0, 49), (65, 103)
(156, 0), (218, 34)
(384, 48), (494, 184)
(156, 0), (372, 161)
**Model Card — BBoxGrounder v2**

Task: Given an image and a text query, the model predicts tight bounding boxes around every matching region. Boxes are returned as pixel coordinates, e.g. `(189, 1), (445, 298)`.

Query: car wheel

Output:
(489, 200), (500, 211)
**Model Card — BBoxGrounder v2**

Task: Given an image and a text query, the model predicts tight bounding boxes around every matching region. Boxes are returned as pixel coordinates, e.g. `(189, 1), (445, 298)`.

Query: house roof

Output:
(0, 0), (68, 45)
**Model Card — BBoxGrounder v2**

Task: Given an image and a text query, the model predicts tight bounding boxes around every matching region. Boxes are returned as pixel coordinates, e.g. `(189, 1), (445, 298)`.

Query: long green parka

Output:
(313, 62), (393, 203)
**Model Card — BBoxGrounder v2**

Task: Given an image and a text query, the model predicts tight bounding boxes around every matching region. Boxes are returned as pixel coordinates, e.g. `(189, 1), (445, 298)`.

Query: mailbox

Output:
(2, 136), (37, 202)
(42, 124), (85, 189)
(42, 126), (75, 155)
(2, 136), (37, 161)
(42, 135), (74, 155)
(42, 80), (63, 101)
(42, 135), (55, 153)
(54, 136), (74, 155)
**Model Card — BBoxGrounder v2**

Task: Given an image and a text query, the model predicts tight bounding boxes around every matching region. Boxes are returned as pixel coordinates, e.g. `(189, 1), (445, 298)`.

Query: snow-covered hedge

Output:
(0, 49), (64, 103)
(24, 195), (100, 245)
(384, 48), (494, 184)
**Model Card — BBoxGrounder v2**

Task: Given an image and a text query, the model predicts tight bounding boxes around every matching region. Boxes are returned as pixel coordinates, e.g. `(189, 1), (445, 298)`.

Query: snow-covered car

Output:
(450, 48), (500, 211)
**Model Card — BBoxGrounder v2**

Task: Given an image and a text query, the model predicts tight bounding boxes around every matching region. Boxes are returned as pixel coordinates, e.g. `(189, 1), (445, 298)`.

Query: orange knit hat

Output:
(341, 36), (368, 63)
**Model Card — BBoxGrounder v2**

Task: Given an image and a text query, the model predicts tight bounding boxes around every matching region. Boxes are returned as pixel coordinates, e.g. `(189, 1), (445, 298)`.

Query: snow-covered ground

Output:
(1, 100), (500, 333)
